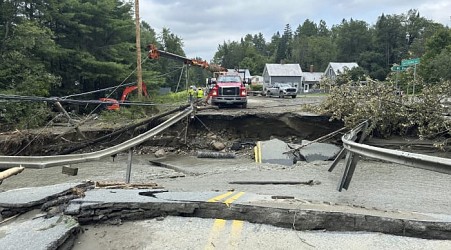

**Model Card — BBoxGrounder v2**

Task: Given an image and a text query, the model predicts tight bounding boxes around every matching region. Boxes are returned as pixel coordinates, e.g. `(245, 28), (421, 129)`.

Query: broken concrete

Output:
(154, 149), (166, 158)
(1, 183), (451, 249)
(257, 138), (296, 166)
(0, 214), (79, 250)
(0, 182), (90, 219)
(297, 140), (341, 162)
(64, 189), (451, 240)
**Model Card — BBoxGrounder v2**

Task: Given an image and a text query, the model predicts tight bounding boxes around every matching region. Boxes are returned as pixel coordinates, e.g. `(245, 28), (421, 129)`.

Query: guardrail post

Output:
(338, 151), (353, 191)
(125, 148), (133, 183)
(341, 121), (368, 190)
(328, 148), (346, 172)
(342, 154), (360, 190)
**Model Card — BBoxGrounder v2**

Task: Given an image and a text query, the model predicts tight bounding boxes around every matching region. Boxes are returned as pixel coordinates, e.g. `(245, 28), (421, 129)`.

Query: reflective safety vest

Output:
(188, 88), (195, 96)
(197, 88), (204, 98)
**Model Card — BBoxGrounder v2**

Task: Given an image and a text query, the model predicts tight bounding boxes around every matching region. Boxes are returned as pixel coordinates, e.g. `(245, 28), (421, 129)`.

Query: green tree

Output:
(252, 32), (267, 56)
(0, 21), (58, 130)
(333, 19), (372, 62)
(294, 19), (318, 37)
(419, 29), (451, 83)
(275, 24), (292, 63)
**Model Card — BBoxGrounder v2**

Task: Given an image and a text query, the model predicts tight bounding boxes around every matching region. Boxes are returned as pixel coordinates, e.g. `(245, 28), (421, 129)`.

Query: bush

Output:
(250, 85), (263, 91)
(152, 91), (189, 104)
(318, 78), (450, 145)
(0, 102), (51, 132)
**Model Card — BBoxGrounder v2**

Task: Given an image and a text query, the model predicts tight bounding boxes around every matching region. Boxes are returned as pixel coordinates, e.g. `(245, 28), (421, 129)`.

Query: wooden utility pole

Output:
(135, 0), (143, 97)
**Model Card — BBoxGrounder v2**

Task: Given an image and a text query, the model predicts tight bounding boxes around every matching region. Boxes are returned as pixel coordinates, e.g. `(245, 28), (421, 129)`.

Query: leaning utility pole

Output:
(135, 0), (143, 97)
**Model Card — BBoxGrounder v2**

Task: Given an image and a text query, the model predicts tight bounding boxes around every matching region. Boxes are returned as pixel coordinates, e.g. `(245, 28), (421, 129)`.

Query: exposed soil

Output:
(0, 96), (338, 156)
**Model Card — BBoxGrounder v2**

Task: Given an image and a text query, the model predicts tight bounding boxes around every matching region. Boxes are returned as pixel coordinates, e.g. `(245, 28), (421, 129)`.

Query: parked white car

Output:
(266, 83), (297, 98)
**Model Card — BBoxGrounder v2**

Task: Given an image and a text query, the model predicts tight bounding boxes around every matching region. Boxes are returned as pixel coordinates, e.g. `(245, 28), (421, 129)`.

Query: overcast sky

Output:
(140, 0), (451, 61)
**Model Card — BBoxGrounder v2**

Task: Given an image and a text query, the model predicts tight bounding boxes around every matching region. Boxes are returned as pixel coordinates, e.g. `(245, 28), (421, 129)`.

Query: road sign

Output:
(391, 65), (408, 71)
(401, 58), (420, 67)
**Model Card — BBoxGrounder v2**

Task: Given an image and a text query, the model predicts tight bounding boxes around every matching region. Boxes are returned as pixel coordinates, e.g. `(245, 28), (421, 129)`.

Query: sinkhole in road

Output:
(0, 112), (343, 156)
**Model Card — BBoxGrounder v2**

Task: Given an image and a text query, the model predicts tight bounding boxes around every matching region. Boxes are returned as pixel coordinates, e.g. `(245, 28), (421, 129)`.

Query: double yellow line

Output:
(207, 191), (245, 206)
(205, 191), (245, 249)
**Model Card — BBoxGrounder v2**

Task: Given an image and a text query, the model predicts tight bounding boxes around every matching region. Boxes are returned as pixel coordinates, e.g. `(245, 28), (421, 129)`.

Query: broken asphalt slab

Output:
(0, 214), (79, 250)
(1, 183), (451, 249)
(65, 188), (451, 240)
(0, 182), (90, 218)
(298, 140), (341, 162)
(257, 138), (296, 166)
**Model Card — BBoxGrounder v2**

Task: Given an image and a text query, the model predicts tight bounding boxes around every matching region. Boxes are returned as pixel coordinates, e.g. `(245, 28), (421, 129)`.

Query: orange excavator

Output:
(101, 45), (227, 111)
(100, 84), (148, 111)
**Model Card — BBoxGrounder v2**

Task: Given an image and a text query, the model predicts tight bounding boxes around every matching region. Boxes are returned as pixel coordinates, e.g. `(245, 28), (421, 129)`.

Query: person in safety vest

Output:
(196, 87), (204, 102)
(188, 85), (196, 103)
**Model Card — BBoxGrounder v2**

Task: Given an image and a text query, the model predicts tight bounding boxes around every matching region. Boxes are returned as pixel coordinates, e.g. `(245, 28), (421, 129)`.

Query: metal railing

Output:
(329, 121), (451, 191)
(0, 106), (193, 169)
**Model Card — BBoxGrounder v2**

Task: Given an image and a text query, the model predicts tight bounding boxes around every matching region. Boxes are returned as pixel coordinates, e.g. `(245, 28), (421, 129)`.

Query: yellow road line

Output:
(257, 141), (262, 163)
(205, 192), (246, 249)
(229, 220), (244, 249)
(207, 191), (235, 203)
(254, 145), (258, 163)
(223, 192), (245, 206)
(205, 219), (226, 250)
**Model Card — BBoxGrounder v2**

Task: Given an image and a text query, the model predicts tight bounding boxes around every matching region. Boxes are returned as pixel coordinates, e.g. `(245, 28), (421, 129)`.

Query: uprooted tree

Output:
(317, 77), (450, 149)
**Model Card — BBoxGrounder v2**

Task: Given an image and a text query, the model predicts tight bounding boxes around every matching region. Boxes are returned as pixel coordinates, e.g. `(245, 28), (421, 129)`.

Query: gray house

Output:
(324, 62), (359, 82)
(262, 64), (303, 92)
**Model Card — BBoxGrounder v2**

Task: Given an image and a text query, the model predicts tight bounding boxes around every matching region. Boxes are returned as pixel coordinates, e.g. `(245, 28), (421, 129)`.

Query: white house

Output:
(251, 75), (264, 86)
(262, 64), (303, 92)
(300, 72), (323, 93)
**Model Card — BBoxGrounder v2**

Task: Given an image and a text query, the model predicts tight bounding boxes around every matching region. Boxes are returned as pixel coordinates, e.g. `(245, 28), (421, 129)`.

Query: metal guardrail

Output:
(329, 121), (451, 191)
(0, 106), (193, 169)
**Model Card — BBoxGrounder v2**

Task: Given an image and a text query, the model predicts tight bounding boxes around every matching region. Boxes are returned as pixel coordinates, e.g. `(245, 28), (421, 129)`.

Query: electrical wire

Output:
(5, 52), (184, 154)
(0, 94), (181, 107)
(13, 113), (64, 156)
(61, 82), (137, 99)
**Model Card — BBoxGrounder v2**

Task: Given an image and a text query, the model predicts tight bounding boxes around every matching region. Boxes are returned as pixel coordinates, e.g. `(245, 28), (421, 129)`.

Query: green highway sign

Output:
(401, 58), (420, 67)
(391, 65), (408, 71)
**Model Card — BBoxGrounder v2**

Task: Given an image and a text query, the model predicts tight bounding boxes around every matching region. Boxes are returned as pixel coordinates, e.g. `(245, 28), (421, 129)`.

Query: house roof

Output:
(265, 64), (302, 77)
(326, 62), (359, 75)
(301, 72), (323, 82)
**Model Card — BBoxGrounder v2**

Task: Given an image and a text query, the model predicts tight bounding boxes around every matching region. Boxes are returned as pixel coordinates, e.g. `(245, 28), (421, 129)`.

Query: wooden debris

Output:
(0, 166), (25, 181)
(95, 181), (161, 189)
(0, 214), (21, 225)
(62, 165), (78, 176)
(271, 195), (295, 199)
(229, 180), (319, 185)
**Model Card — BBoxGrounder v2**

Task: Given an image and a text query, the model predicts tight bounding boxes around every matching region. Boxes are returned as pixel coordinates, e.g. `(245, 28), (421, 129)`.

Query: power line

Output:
(61, 82), (137, 99)
(0, 94), (180, 107)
